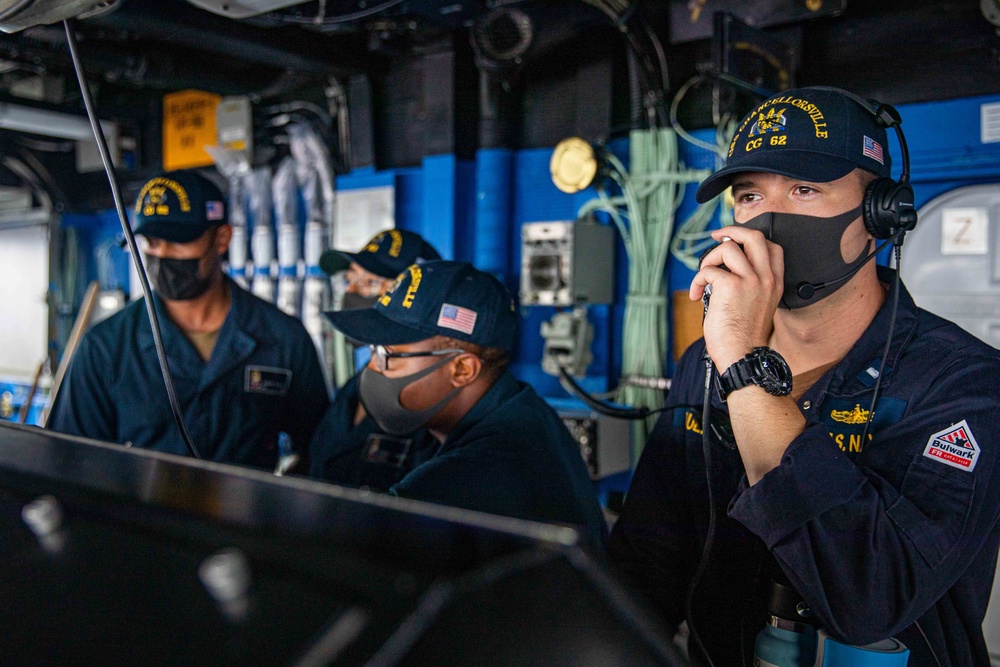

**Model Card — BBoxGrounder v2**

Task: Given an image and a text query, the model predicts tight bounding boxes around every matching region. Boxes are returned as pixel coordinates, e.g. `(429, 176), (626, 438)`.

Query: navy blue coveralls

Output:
(310, 370), (607, 547)
(309, 371), (440, 492)
(50, 278), (330, 470)
(608, 271), (1000, 666)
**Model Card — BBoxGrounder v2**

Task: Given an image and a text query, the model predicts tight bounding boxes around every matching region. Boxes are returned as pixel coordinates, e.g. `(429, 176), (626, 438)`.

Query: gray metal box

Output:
(217, 95), (253, 159)
(559, 409), (631, 479)
(520, 220), (614, 306)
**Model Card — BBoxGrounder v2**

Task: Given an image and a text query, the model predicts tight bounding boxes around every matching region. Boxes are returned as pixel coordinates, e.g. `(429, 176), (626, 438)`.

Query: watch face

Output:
(755, 350), (793, 396)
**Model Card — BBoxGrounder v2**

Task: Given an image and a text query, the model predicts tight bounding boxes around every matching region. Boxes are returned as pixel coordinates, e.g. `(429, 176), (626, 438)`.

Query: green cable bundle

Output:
(579, 128), (712, 460)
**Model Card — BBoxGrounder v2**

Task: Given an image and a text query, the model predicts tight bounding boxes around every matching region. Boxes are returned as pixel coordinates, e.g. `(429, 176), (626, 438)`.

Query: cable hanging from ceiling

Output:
(581, 0), (669, 127)
(668, 77), (738, 271)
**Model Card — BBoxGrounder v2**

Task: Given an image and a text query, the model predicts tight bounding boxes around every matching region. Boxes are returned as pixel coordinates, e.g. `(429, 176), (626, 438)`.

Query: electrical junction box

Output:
(520, 220), (614, 306)
(559, 410), (631, 480)
(540, 308), (593, 378)
(217, 96), (253, 159)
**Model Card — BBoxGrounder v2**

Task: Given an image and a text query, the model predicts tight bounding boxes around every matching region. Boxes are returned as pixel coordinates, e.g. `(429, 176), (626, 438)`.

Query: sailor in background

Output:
(309, 229), (441, 486)
(320, 229), (441, 311)
(50, 170), (329, 471)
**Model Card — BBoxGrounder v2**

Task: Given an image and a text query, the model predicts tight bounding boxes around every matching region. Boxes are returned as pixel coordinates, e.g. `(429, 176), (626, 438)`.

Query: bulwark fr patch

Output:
(923, 419), (980, 472)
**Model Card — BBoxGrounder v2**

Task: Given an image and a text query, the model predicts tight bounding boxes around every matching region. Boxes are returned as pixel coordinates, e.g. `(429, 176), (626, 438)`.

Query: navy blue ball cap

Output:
(133, 170), (228, 243)
(323, 260), (519, 351)
(695, 87), (893, 203)
(319, 229), (441, 278)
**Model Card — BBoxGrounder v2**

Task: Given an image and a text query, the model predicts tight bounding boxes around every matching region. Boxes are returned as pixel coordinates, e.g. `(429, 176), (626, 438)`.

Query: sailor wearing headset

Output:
(608, 87), (1000, 666)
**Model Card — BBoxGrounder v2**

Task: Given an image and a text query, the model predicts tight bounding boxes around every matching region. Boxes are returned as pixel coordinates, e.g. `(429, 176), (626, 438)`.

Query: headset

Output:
(813, 86), (918, 242)
(791, 88), (920, 301)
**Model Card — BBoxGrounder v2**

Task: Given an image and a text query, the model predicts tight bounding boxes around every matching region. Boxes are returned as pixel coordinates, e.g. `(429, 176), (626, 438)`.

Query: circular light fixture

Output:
(550, 137), (598, 194)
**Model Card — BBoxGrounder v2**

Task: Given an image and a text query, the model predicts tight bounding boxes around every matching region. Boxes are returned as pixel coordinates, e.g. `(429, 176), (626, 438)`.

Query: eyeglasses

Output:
(369, 344), (465, 372)
(336, 271), (391, 298)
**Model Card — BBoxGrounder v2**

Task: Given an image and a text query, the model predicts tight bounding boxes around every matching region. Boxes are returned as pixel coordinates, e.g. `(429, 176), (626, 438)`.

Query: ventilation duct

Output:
(0, 186), (31, 211)
(472, 7), (533, 70)
(0, 180), (50, 227)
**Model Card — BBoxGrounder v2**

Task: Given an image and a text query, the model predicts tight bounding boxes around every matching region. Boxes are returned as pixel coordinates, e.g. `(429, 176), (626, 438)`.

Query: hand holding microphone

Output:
(691, 227), (784, 371)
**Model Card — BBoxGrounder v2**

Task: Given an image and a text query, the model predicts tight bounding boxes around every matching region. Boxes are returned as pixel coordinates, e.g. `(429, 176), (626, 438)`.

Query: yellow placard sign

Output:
(162, 89), (221, 171)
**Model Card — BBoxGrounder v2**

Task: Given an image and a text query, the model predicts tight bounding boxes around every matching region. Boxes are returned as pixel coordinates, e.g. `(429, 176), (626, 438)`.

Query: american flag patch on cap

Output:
(205, 200), (225, 221)
(437, 303), (477, 335)
(862, 136), (884, 165)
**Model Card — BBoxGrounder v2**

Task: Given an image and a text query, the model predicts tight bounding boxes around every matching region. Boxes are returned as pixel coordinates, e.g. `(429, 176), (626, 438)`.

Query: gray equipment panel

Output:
(559, 409), (631, 479)
(520, 220), (615, 306)
(902, 184), (1000, 349)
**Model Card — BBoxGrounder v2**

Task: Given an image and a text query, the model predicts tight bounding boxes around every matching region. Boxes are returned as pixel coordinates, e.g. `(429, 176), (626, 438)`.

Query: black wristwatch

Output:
(717, 347), (793, 401)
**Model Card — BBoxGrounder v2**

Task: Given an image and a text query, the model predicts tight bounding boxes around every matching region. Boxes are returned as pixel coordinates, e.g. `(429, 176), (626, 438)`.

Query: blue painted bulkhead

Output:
(28, 93), (1000, 438)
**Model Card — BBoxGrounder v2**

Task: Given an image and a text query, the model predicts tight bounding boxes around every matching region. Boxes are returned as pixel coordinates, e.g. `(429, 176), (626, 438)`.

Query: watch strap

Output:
(717, 346), (789, 401)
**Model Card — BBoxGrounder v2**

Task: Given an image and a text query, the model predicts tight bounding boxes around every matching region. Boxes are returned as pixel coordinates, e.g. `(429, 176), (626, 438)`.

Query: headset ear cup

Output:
(894, 181), (917, 232)
(863, 177), (897, 239)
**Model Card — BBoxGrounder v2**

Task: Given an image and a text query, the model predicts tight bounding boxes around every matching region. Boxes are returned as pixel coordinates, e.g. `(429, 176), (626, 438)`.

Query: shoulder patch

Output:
(922, 419), (980, 472)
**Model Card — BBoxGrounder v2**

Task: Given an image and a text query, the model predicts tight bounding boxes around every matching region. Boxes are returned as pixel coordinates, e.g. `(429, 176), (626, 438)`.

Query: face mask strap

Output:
(389, 353), (456, 384)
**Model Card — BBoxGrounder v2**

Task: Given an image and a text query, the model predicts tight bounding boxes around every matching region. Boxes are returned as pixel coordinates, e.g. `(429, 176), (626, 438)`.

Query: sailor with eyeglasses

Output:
(309, 260), (606, 547)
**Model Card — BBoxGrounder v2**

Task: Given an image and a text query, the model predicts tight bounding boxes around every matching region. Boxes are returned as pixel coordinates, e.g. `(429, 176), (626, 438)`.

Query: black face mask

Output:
(358, 356), (461, 436)
(342, 292), (378, 311)
(145, 253), (214, 301)
(739, 205), (870, 310)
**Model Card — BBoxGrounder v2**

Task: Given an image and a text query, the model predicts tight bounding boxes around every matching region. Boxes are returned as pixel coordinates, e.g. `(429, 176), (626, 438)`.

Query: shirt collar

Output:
(138, 275), (243, 350)
(440, 370), (519, 450)
(807, 266), (918, 401)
